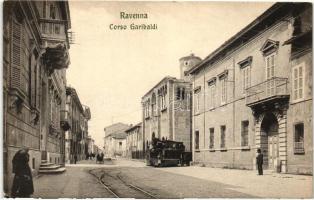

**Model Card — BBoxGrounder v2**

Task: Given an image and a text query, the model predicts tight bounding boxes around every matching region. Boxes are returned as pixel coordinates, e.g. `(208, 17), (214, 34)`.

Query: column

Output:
(278, 113), (287, 173)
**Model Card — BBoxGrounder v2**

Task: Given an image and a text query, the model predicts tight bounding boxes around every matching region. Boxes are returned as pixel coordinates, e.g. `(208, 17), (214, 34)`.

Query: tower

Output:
(179, 53), (202, 81)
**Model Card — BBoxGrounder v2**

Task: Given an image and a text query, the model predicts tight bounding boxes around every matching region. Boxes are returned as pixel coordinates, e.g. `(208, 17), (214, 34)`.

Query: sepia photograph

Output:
(2, 0), (313, 198)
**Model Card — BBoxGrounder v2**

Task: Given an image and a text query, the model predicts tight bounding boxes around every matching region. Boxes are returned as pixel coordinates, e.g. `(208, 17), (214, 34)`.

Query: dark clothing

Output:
(74, 155), (77, 164)
(256, 153), (263, 175)
(11, 150), (34, 198)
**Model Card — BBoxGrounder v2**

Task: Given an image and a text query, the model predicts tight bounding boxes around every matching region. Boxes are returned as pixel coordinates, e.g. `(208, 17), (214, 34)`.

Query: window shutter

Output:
(11, 19), (21, 89)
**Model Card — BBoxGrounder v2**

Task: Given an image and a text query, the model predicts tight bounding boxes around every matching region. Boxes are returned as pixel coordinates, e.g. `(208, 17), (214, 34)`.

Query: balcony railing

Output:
(40, 18), (67, 41)
(294, 142), (305, 154)
(246, 77), (289, 106)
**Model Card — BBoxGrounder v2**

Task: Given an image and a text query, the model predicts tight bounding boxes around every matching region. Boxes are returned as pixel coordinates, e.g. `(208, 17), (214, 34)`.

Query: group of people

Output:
(96, 152), (105, 164)
(85, 152), (96, 160)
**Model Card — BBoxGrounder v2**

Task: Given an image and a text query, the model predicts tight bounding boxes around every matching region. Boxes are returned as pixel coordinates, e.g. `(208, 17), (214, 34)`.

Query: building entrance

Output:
(261, 113), (279, 172)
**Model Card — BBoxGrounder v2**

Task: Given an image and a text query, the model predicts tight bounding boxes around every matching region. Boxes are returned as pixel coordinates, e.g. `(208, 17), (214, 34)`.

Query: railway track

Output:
(88, 169), (119, 198)
(88, 169), (157, 198)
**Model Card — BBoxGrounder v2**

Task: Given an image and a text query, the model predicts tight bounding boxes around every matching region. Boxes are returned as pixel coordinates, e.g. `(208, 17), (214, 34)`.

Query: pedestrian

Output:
(11, 148), (34, 198)
(74, 154), (77, 164)
(256, 148), (263, 175)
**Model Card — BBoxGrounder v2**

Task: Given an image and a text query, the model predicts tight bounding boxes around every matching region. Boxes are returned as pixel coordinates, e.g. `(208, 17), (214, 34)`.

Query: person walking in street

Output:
(11, 148), (34, 198)
(256, 148), (263, 175)
(74, 154), (77, 164)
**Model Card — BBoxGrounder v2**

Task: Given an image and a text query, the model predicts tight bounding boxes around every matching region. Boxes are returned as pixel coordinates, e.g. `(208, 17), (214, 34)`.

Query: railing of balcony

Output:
(246, 77), (289, 105)
(40, 19), (67, 41)
(294, 142), (305, 154)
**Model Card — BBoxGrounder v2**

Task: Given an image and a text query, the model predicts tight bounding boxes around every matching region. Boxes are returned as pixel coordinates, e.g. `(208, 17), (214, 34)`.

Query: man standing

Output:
(256, 148), (263, 175)
(11, 148), (34, 198)
(74, 154), (77, 164)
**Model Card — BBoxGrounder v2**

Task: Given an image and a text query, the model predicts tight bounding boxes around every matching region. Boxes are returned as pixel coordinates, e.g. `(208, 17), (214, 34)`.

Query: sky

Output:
(66, 1), (274, 148)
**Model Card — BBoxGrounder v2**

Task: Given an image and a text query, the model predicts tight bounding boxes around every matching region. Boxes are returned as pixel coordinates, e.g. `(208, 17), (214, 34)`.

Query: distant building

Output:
(3, 0), (71, 193)
(65, 87), (91, 163)
(103, 123), (131, 157)
(187, 3), (312, 174)
(86, 135), (95, 155)
(142, 54), (201, 154)
(125, 123), (143, 159)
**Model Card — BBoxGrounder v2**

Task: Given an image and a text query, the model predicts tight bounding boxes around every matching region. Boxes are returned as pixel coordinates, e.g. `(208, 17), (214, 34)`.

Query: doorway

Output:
(261, 112), (279, 171)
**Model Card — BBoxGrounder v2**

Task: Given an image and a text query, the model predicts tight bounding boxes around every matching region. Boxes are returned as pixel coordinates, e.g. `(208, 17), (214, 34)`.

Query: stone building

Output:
(103, 123), (131, 158)
(64, 87), (91, 163)
(86, 135), (95, 155)
(3, 0), (71, 193)
(142, 55), (201, 153)
(187, 3), (312, 174)
(125, 123), (143, 159)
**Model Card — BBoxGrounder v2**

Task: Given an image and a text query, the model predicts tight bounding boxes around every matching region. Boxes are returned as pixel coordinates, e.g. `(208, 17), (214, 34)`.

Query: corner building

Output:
(3, 0), (71, 193)
(188, 3), (312, 174)
(142, 54), (201, 153)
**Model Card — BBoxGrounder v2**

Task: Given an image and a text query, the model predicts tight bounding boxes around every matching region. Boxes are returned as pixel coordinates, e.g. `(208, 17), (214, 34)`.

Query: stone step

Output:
(41, 160), (48, 163)
(39, 165), (61, 170)
(40, 162), (54, 167)
(39, 167), (66, 174)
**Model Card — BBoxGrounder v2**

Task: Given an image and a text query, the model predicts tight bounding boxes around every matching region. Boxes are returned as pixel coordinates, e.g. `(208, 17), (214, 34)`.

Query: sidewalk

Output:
(32, 163), (115, 198)
(157, 166), (313, 198)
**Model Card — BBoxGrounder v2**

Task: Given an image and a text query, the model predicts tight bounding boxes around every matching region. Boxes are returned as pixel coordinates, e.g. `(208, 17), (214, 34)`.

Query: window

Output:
(32, 158), (35, 169)
(50, 4), (56, 19)
(241, 121), (249, 147)
(43, 1), (46, 18)
(209, 128), (214, 149)
(266, 53), (275, 79)
(220, 126), (226, 148)
(208, 83), (215, 109)
(195, 131), (199, 150)
(292, 63), (305, 101)
(221, 77), (227, 104)
(145, 99), (150, 118)
(176, 87), (186, 103)
(152, 93), (156, 116)
(194, 87), (201, 113)
(159, 85), (167, 110)
(55, 24), (60, 34)
(294, 123), (304, 154)
(176, 87), (181, 100)
(266, 53), (276, 96)
(242, 66), (251, 93)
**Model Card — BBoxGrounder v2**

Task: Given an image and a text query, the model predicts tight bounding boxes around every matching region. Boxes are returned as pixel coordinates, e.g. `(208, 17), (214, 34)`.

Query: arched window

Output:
(152, 93), (156, 116)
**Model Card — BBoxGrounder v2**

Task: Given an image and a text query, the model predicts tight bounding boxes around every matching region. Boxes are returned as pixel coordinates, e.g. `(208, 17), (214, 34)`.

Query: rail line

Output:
(88, 169), (120, 198)
(117, 174), (157, 199)
(88, 169), (157, 198)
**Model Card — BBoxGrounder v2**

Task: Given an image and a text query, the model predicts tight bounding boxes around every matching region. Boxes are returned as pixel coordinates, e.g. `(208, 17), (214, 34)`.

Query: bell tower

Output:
(179, 53), (202, 81)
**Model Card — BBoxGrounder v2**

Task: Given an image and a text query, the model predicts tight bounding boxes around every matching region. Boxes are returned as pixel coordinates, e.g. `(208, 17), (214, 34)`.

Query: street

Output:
(33, 159), (312, 198)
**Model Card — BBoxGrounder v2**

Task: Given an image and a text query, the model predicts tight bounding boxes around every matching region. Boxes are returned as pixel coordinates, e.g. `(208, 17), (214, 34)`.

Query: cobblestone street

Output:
(32, 159), (312, 198)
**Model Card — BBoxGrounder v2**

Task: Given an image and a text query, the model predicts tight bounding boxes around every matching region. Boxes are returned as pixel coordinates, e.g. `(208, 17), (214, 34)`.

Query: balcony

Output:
(246, 77), (289, 107)
(40, 18), (67, 42)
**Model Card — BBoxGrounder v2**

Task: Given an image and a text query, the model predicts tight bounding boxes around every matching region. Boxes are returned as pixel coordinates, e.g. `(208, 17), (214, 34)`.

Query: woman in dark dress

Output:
(11, 148), (34, 198)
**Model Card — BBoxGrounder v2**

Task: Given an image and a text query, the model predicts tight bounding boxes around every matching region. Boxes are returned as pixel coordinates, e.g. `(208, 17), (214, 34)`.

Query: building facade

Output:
(125, 123), (144, 159)
(187, 3), (312, 174)
(64, 87), (91, 163)
(3, 0), (71, 193)
(141, 57), (200, 153)
(103, 123), (131, 158)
